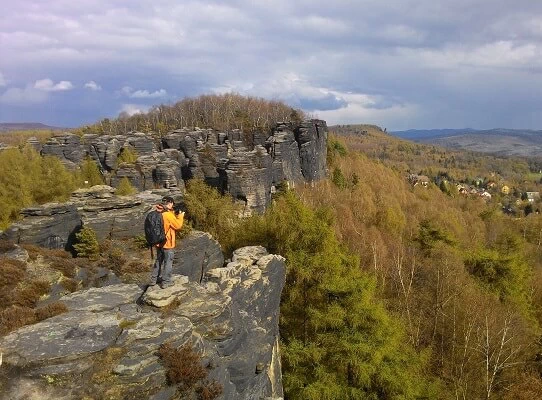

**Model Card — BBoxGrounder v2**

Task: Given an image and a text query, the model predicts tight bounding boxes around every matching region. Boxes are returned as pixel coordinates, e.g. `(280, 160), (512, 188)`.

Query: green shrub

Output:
(230, 191), (436, 399)
(115, 177), (137, 195)
(184, 179), (241, 249)
(78, 157), (103, 186)
(73, 227), (100, 260)
(133, 235), (149, 249)
(0, 147), (76, 229)
(331, 167), (348, 189)
(116, 147), (138, 165)
(327, 137), (347, 165)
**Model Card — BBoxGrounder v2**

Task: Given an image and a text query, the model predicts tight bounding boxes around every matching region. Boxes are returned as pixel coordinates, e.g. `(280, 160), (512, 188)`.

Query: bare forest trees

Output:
(78, 93), (305, 136)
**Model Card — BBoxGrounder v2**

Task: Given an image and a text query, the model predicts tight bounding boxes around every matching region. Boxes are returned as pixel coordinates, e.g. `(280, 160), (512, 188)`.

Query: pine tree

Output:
(115, 177), (137, 195)
(232, 192), (436, 399)
(79, 157), (104, 186)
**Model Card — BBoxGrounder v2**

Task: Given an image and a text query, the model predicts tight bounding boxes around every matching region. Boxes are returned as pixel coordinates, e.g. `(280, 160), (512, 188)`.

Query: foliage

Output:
(327, 137), (347, 165)
(115, 177), (137, 195)
(116, 147), (138, 165)
(158, 342), (222, 400)
(331, 167), (348, 189)
(465, 246), (530, 307)
(289, 130), (542, 398)
(415, 219), (455, 253)
(78, 156), (104, 186)
(0, 147), (77, 229)
(230, 191), (435, 399)
(184, 179), (242, 250)
(73, 227), (100, 260)
(0, 129), (56, 147)
(77, 93), (305, 135)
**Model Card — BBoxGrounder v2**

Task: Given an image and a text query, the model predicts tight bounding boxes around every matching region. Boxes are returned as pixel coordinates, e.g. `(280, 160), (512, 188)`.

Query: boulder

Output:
(173, 231), (224, 283)
(1, 203), (81, 250)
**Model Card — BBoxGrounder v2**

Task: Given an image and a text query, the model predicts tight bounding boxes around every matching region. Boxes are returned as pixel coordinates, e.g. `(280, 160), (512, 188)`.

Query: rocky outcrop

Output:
(1, 186), (181, 248)
(32, 120), (328, 214)
(173, 231), (224, 283)
(0, 246), (286, 400)
(2, 203), (80, 249)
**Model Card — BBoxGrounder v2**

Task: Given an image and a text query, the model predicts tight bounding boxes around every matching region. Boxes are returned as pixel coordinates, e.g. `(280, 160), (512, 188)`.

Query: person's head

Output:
(161, 196), (174, 210)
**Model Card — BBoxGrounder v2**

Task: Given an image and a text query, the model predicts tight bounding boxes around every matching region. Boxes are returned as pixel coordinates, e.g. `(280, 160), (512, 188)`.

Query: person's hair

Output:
(162, 196), (174, 204)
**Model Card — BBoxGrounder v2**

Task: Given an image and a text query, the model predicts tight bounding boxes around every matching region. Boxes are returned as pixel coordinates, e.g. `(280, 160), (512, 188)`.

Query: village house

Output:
(408, 174), (431, 187)
(480, 191), (492, 200)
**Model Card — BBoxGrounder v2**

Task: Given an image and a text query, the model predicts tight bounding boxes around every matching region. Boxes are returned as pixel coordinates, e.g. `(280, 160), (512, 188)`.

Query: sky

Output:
(1, 0), (542, 130)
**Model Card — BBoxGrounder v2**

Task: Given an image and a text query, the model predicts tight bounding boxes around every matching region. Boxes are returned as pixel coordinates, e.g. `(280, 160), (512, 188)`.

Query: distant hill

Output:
(391, 128), (542, 157)
(0, 123), (66, 132)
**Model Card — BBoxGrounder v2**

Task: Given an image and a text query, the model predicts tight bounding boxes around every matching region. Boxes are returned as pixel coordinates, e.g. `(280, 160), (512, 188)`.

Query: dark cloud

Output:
(1, 0), (542, 129)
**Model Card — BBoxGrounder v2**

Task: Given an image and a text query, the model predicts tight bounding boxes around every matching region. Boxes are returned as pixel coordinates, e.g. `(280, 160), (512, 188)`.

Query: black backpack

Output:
(144, 210), (166, 248)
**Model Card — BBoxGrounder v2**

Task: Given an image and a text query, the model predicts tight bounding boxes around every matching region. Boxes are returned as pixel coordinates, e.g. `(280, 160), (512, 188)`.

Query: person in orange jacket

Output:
(149, 196), (184, 289)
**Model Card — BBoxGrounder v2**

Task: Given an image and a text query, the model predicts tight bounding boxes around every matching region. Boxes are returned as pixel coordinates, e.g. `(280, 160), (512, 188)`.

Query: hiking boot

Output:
(160, 281), (174, 289)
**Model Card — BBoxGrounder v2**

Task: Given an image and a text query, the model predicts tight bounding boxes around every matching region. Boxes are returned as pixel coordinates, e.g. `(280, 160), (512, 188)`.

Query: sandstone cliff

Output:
(0, 246), (285, 400)
(31, 120), (328, 215)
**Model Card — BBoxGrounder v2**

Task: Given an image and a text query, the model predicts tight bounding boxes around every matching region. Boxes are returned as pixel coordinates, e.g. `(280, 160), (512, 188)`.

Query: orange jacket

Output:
(161, 210), (184, 249)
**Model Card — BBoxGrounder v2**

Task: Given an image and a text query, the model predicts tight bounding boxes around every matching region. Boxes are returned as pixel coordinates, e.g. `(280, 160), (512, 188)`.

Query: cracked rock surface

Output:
(0, 246), (286, 400)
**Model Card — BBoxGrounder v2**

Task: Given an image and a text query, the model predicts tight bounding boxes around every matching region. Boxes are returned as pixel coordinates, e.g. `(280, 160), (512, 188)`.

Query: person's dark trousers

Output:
(150, 247), (174, 285)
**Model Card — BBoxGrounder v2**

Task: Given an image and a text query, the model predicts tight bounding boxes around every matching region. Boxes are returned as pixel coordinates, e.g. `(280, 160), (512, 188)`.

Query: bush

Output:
(0, 258), (26, 288)
(0, 240), (16, 253)
(116, 147), (138, 165)
(73, 227), (100, 260)
(184, 179), (241, 249)
(10, 279), (50, 308)
(78, 157), (103, 186)
(331, 167), (348, 189)
(34, 302), (68, 321)
(0, 305), (36, 335)
(115, 177), (137, 196)
(0, 147), (76, 229)
(158, 342), (222, 400)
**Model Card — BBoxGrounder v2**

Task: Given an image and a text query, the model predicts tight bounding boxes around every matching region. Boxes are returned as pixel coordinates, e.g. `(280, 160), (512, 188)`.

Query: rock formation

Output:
(28, 119), (328, 215)
(1, 185), (182, 249)
(0, 246), (285, 400)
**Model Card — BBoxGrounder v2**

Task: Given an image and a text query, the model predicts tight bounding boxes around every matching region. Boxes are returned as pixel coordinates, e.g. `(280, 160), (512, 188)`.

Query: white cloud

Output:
(0, 85), (48, 105)
(0, 72), (6, 87)
(2, 0), (542, 128)
(84, 80), (102, 91)
(120, 86), (167, 99)
(314, 91), (421, 128)
(34, 78), (74, 91)
(131, 89), (167, 99)
(119, 103), (150, 116)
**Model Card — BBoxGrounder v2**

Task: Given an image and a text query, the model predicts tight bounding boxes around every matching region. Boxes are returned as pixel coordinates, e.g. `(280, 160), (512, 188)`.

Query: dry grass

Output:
(123, 260), (149, 274)
(159, 342), (207, 389)
(158, 342), (222, 399)
(89, 347), (126, 385)
(195, 381), (223, 400)
(0, 305), (36, 335)
(34, 302), (68, 321)
(0, 240), (16, 253)
(20, 243), (50, 261)
(9, 279), (50, 308)
(0, 258), (26, 287)
(49, 256), (77, 278)
(60, 277), (78, 292)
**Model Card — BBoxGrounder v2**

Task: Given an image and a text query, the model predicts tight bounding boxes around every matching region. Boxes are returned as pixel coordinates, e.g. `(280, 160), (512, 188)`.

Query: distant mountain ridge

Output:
(391, 128), (542, 157)
(0, 122), (66, 132)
